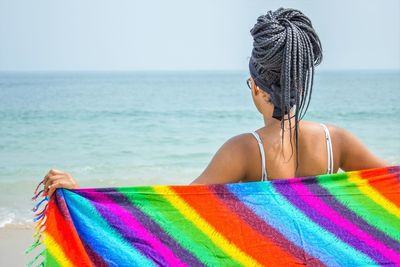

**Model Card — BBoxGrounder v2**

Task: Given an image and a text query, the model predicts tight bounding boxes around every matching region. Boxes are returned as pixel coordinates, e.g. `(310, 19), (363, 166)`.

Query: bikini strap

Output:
(251, 131), (268, 181)
(320, 123), (334, 174)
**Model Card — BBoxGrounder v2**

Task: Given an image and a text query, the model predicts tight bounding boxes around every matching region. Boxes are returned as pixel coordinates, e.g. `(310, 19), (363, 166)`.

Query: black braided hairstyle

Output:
(249, 7), (323, 169)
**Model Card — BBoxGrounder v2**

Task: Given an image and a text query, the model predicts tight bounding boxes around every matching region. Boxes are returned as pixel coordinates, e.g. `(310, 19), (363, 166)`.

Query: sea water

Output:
(0, 70), (399, 227)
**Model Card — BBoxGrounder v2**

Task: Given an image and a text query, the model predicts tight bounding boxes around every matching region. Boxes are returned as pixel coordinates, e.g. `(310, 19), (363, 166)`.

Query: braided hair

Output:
(249, 7), (323, 169)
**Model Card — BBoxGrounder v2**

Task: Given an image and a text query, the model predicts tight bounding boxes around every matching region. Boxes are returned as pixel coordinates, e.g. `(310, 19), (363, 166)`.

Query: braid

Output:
(249, 7), (323, 170)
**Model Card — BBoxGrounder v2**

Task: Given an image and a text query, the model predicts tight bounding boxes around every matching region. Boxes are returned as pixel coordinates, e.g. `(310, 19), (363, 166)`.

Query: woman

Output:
(42, 7), (387, 196)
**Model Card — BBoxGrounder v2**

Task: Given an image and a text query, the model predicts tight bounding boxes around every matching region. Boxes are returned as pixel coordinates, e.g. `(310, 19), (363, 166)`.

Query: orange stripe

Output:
(359, 167), (400, 208)
(46, 193), (93, 266)
(171, 185), (301, 266)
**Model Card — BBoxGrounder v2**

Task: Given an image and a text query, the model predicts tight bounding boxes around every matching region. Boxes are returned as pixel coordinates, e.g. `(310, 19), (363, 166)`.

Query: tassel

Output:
(34, 206), (48, 217)
(34, 216), (47, 230)
(33, 229), (41, 239)
(25, 236), (43, 254)
(32, 189), (44, 201)
(34, 214), (47, 227)
(32, 197), (48, 212)
(33, 212), (45, 222)
(33, 179), (45, 195)
(33, 226), (45, 239)
(33, 201), (48, 226)
(27, 249), (45, 267)
(33, 219), (46, 232)
(34, 203), (48, 218)
(27, 179), (49, 266)
(30, 228), (44, 246)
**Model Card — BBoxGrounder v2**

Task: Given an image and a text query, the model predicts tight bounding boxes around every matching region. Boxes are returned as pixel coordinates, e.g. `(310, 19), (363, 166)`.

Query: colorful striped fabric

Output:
(27, 165), (400, 266)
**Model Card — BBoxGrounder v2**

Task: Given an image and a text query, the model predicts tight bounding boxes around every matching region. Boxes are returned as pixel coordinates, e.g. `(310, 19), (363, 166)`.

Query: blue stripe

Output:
(226, 182), (376, 266)
(62, 189), (156, 267)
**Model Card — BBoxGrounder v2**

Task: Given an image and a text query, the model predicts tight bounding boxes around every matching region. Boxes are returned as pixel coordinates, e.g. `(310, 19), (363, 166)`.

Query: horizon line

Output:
(0, 68), (399, 73)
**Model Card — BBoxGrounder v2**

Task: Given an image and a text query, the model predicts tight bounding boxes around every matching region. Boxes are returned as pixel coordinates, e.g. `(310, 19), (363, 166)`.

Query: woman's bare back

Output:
(190, 120), (387, 185)
(244, 121), (339, 182)
(243, 120), (387, 182)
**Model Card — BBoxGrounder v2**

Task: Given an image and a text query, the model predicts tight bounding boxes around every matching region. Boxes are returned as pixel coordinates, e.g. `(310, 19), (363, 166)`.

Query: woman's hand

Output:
(43, 169), (79, 197)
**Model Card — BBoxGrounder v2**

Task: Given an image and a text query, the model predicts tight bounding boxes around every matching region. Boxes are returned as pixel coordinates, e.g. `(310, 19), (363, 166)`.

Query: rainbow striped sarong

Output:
(27, 166), (400, 266)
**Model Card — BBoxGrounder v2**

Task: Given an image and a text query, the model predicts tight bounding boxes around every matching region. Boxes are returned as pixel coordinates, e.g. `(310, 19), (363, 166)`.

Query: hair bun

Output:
(250, 8), (322, 71)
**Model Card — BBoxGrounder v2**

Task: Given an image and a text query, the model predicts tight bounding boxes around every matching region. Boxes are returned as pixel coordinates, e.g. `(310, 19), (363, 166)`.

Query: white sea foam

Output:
(0, 208), (15, 228)
(0, 207), (33, 228)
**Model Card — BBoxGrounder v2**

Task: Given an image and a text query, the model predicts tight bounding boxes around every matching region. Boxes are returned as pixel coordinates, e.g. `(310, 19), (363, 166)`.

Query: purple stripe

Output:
(387, 165), (400, 173)
(94, 190), (204, 267)
(273, 180), (394, 264)
(211, 186), (326, 267)
(81, 236), (108, 267)
(80, 190), (181, 266)
(387, 166), (400, 181)
(303, 178), (400, 253)
(288, 178), (400, 263)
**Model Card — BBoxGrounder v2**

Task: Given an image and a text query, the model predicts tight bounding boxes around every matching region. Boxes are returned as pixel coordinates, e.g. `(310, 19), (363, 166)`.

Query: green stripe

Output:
(118, 186), (239, 267)
(45, 250), (60, 267)
(317, 172), (400, 242)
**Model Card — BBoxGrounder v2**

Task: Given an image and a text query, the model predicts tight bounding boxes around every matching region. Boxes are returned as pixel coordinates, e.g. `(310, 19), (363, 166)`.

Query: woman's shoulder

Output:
(294, 121), (350, 151)
(224, 132), (259, 145)
(302, 121), (388, 170)
(190, 132), (255, 185)
(299, 120), (343, 136)
(214, 132), (264, 162)
(311, 121), (353, 140)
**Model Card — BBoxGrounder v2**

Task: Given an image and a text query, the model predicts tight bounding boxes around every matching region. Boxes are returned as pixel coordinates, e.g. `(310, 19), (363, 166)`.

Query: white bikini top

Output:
(251, 123), (334, 181)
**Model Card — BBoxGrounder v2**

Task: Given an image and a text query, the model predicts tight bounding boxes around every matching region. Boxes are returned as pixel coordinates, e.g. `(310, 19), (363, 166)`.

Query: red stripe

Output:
(359, 167), (400, 208)
(171, 185), (311, 266)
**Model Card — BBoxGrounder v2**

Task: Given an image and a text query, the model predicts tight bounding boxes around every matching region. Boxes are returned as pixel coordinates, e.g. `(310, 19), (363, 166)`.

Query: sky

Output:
(0, 0), (399, 71)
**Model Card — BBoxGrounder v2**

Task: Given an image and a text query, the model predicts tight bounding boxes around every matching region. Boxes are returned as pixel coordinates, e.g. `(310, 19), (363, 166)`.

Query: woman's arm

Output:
(190, 134), (248, 185)
(335, 126), (388, 171)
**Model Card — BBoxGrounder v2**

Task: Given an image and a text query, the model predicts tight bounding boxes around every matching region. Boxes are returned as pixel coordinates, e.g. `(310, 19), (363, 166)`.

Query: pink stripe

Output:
(288, 179), (400, 262)
(85, 190), (187, 267)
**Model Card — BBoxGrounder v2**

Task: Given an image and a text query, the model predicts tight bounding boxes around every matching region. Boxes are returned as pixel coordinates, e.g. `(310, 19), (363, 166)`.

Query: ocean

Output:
(0, 70), (399, 227)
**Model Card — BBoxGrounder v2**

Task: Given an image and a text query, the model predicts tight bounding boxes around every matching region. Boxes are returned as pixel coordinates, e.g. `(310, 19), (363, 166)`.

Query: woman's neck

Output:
(263, 112), (297, 131)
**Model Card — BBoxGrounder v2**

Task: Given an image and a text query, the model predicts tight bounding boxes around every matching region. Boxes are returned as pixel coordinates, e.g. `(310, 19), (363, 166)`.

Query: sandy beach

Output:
(0, 226), (35, 266)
